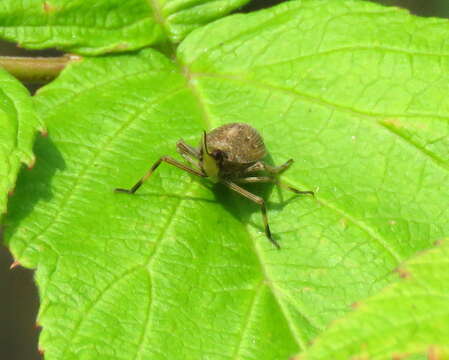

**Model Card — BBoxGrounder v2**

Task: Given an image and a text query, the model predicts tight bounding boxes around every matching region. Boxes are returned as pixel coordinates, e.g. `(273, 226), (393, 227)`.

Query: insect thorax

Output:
(205, 123), (267, 164)
(198, 123), (267, 179)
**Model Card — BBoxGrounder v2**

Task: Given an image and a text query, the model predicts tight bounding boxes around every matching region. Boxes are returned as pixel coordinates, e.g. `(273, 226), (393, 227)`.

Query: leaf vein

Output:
(60, 265), (144, 358)
(231, 281), (264, 360)
(191, 73), (449, 173)
(18, 86), (184, 259)
(247, 229), (309, 350)
(283, 178), (403, 263)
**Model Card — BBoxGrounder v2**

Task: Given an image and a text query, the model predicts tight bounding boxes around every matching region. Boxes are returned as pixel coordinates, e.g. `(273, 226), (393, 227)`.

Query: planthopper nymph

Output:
(115, 122), (313, 249)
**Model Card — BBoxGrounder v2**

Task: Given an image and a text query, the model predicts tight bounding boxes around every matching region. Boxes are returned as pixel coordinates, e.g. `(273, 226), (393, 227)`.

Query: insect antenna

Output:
(202, 130), (211, 155)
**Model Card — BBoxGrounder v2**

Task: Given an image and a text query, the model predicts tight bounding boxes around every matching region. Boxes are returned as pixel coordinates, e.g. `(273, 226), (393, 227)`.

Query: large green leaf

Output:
(4, 0), (449, 359)
(0, 0), (250, 55)
(0, 67), (44, 216)
(296, 240), (449, 359)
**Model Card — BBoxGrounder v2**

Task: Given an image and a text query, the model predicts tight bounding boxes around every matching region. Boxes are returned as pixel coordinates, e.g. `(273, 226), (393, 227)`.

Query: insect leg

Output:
(115, 156), (206, 194)
(244, 159), (293, 175)
(235, 176), (276, 184)
(235, 176), (314, 196)
(176, 140), (202, 169)
(176, 139), (200, 158)
(263, 159), (294, 174)
(222, 180), (280, 249)
(242, 162), (265, 173)
(179, 152), (201, 169)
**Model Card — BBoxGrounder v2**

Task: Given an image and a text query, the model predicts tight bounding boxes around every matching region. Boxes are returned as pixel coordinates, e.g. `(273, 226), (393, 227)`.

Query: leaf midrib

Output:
(187, 68), (317, 352)
(183, 58), (414, 351)
(185, 65), (405, 265)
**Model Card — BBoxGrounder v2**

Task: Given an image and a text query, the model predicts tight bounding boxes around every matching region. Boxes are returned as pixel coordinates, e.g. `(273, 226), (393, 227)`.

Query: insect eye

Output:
(212, 150), (226, 161)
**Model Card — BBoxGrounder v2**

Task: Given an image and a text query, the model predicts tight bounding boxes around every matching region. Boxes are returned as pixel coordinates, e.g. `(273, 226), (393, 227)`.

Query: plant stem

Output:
(0, 55), (78, 84)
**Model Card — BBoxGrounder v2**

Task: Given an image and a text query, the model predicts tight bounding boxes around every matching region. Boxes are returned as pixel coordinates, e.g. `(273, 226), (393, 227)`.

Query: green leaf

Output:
(0, 0), (250, 55)
(161, 0), (250, 43)
(296, 240), (449, 360)
(0, 67), (44, 216)
(4, 0), (449, 359)
(0, 0), (163, 54)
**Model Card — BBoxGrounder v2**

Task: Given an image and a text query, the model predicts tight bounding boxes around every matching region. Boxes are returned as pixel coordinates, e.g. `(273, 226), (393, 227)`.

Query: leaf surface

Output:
(0, 67), (44, 215)
(0, 0), (250, 54)
(4, 1), (449, 359)
(296, 240), (449, 359)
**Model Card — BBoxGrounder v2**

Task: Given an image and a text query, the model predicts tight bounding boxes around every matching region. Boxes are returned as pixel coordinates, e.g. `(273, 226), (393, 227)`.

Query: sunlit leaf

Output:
(4, 1), (449, 359)
(0, 0), (250, 54)
(296, 241), (449, 360)
(0, 67), (44, 215)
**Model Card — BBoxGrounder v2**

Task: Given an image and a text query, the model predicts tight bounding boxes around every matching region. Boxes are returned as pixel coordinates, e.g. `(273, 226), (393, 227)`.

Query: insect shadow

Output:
(209, 153), (301, 243)
(127, 187), (217, 204)
(115, 123), (314, 249)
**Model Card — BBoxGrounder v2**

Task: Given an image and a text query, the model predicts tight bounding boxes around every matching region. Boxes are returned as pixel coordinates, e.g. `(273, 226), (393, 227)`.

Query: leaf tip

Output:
(27, 157), (36, 170)
(395, 267), (411, 279)
(10, 260), (21, 270)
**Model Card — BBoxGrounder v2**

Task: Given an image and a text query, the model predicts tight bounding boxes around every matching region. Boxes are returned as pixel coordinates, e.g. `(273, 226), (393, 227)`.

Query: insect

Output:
(115, 123), (313, 249)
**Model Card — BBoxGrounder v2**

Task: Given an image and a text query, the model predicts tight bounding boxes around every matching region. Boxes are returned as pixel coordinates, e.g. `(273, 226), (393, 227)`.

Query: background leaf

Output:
(159, 0), (250, 43)
(296, 240), (449, 359)
(0, 67), (44, 216)
(0, 0), (250, 55)
(4, 0), (449, 359)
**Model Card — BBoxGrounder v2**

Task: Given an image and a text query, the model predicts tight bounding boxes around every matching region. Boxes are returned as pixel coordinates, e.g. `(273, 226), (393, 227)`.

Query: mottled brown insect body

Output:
(203, 123), (267, 178)
(206, 123), (266, 163)
(115, 122), (313, 249)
